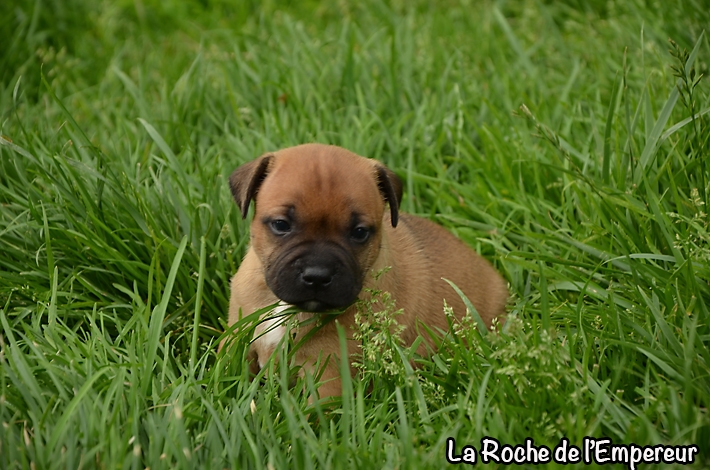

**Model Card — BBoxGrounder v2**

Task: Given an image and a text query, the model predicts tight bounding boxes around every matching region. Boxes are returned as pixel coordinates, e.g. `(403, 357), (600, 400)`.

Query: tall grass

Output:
(1, 0), (708, 467)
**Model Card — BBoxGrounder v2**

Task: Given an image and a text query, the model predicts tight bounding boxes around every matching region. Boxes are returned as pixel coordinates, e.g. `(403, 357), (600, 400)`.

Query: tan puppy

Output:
(227, 144), (507, 397)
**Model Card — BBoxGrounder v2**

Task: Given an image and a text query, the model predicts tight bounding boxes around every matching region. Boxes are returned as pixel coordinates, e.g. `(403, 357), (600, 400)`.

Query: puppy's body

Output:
(227, 144), (507, 397)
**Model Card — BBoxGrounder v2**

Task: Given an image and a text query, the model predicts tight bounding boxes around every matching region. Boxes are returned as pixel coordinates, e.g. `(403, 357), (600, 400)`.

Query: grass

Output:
(1, 0), (709, 467)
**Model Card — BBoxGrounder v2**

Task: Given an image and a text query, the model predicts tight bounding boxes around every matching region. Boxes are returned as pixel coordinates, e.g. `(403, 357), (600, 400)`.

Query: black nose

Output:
(301, 265), (334, 288)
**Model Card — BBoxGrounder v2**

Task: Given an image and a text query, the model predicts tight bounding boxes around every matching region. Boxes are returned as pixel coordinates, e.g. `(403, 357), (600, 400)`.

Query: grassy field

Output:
(1, 0), (709, 467)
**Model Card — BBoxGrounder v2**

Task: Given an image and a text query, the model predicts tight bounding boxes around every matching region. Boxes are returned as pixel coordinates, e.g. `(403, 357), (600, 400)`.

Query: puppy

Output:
(226, 144), (507, 397)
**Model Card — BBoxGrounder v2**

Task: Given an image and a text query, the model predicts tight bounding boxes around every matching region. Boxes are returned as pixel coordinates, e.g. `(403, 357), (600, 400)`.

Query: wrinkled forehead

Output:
(256, 151), (385, 224)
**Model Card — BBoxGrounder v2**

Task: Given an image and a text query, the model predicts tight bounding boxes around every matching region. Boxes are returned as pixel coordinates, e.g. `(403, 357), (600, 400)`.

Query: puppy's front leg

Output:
(294, 318), (359, 399)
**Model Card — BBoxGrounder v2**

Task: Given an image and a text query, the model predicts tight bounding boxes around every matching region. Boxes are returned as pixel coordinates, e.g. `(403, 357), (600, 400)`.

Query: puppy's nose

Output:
(301, 265), (334, 288)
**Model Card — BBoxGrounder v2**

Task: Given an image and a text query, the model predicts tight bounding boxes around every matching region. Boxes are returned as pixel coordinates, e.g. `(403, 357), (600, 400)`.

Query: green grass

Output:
(1, 0), (709, 468)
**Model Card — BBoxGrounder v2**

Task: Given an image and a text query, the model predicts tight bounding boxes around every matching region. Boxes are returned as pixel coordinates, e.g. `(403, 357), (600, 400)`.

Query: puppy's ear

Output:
(229, 154), (273, 219)
(375, 165), (403, 227)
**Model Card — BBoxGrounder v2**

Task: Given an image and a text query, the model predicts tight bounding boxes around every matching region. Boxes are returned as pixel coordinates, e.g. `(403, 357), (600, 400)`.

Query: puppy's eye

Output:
(351, 226), (370, 243)
(270, 219), (291, 235)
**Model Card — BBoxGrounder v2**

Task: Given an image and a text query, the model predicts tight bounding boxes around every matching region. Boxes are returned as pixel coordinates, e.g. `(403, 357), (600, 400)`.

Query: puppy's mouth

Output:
(266, 244), (363, 314)
(294, 299), (339, 313)
(274, 288), (358, 313)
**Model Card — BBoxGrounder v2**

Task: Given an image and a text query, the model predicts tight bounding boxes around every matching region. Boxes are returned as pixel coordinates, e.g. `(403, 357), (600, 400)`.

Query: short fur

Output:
(226, 144), (507, 397)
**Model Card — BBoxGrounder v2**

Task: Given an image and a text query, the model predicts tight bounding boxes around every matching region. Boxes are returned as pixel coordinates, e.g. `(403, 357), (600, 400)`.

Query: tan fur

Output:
(226, 144), (507, 398)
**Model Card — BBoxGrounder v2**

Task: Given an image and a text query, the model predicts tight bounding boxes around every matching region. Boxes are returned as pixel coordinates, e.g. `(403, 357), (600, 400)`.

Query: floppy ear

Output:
(229, 154), (273, 219)
(375, 165), (403, 227)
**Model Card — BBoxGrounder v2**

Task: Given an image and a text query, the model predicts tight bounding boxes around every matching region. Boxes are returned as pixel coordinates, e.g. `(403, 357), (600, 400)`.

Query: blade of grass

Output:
(143, 236), (188, 395)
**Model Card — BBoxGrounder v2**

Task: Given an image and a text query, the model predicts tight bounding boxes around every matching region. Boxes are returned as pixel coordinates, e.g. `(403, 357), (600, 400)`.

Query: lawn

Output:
(1, 0), (709, 468)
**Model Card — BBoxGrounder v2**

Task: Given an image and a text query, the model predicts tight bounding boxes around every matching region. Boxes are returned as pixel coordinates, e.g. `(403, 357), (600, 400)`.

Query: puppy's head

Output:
(230, 144), (402, 313)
